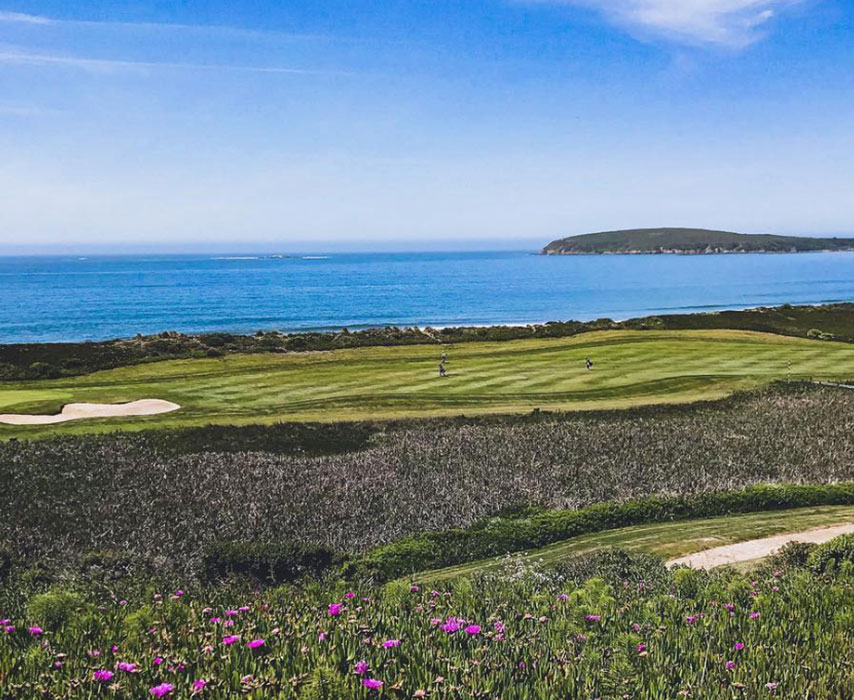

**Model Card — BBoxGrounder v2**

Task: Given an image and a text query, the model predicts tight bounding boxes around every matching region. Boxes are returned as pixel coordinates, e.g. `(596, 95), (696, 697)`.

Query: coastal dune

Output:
(0, 399), (180, 425)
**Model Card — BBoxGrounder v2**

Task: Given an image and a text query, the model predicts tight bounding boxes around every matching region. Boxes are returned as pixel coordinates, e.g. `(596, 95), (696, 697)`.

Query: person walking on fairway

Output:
(439, 363), (447, 377)
(585, 357), (593, 371)
(441, 350), (447, 363)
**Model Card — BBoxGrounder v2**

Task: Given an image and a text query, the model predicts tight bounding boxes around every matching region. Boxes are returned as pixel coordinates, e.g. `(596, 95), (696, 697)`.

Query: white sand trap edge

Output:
(0, 399), (181, 425)
(668, 522), (854, 569)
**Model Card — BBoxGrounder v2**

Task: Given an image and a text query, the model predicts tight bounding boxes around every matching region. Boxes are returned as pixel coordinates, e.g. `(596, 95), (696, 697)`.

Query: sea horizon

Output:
(3, 250), (854, 344)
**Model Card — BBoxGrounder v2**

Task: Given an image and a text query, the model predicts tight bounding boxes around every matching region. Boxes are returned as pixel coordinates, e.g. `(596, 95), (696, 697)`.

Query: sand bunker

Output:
(667, 522), (854, 569)
(0, 399), (181, 425)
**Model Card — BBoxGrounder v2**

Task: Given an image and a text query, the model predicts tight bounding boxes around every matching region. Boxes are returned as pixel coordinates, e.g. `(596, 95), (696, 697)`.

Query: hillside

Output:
(542, 227), (854, 255)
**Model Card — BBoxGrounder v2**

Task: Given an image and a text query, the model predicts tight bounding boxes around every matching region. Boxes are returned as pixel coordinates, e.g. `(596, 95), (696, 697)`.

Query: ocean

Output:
(1, 250), (853, 343)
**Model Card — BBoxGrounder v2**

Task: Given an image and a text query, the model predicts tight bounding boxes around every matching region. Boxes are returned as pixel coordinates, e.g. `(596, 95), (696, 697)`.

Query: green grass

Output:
(417, 505), (854, 583)
(3, 329), (854, 438)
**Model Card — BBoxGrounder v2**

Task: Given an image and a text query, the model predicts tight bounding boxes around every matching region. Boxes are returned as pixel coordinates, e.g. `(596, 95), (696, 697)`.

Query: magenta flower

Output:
(222, 634), (241, 646)
(734, 641), (745, 650)
(318, 632), (327, 641)
(363, 678), (384, 690)
(584, 614), (601, 623)
(410, 584), (420, 592)
(328, 603), (343, 617)
(116, 661), (137, 673)
(93, 670), (114, 683)
(750, 611), (760, 619)
(766, 682), (778, 691)
(27, 626), (43, 636)
(247, 638), (265, 649)
(238, 606), (250, 613)
(494, 621), (504, 633)
(557, 593), (569, 602)
(354, 660), (369, 676)
(208, 617), (221, 624)
(153, 656), (164, 666)
(465, 625), (481, 636)
(192, 678), (207, 693)
(685, 615), (697, 624)
(383, 638), (401, 648)
(174, 590), (184, 598)
(149, 683), (175, 698)
(3, 625), (15, 634)
(441, 620), (461, 634)
(344, 592), (356, 599)
(224, 609), (238, 617)
(726, 660), (736, 670)
(636, 643), (646, 653)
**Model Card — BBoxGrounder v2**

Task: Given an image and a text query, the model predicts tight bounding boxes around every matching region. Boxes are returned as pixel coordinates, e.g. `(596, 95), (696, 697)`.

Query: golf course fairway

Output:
(2, 329), (854, 438)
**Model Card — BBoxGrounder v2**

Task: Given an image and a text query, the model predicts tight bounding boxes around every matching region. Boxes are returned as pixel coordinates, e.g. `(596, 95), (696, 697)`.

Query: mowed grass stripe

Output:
(3, 329), (854, 438)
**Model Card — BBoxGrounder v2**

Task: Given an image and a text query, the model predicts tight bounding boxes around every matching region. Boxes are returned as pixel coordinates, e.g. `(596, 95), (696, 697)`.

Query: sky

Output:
(0, 0), (852, 253)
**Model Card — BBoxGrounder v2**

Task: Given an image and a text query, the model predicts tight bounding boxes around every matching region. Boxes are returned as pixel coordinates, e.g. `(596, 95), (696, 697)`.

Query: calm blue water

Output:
(1, 251), (853, 343)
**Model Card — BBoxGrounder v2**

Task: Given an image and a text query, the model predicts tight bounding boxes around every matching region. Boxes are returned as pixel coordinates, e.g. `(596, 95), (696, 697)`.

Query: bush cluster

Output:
(200, 541), (340, 584)
(808, 533), (854, 573)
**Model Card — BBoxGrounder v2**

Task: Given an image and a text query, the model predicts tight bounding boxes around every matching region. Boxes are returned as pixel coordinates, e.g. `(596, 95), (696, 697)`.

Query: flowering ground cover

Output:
(2, 554), (853, 699)
(3, 383), (854, 581)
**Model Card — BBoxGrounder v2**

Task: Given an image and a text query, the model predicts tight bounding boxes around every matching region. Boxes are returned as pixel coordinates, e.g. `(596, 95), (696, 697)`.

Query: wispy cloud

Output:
(0, 9), (347, 42)
(0, 49), (355, 76)
(529, 0), (806, 47)
(0, 10), (50, 24)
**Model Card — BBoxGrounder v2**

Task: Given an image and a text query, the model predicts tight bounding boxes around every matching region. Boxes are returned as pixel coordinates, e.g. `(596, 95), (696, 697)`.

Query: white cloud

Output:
(537, 0), (805, 46)
(0, 49), (354, 76)
(0, 10), (50, 23)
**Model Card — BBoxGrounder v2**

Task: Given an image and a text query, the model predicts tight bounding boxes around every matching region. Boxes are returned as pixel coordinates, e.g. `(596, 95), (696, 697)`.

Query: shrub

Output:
(200, 541), (340, 584)
(0, 546), (13, 582)
(553, 549), (669, 591)
(808, 534), (854, 574)
(299, 664), (349, 700)
(26, 590), (84, 631)
(767, 541), (817, 570)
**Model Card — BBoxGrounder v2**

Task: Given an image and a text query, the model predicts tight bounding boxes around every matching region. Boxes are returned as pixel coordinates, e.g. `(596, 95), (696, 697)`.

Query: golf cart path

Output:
(668, 522), (854, 569)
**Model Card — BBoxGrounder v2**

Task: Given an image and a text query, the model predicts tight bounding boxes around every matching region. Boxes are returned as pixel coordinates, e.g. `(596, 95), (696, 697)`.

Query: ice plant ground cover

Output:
(4, 383), (854, 579)
(1, 560), (854, 699)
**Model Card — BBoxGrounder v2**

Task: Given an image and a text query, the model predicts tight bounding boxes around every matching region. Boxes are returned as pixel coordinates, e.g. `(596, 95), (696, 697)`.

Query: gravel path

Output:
(668, 522), (854, 569)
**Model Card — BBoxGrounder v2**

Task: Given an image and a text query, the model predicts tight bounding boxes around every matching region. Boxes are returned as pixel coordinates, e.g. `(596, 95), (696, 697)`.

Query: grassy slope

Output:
(417, 505), (854, 583)
(3, 329), (854, 438)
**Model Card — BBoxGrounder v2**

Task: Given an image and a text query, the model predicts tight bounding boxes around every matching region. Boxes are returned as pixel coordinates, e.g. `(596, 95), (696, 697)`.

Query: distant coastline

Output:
(542, 228), (854, 256)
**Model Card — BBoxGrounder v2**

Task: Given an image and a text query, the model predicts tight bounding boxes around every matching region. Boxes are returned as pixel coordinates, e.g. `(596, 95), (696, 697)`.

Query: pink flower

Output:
(153, 656), (164, 666)
(441, 620), (461, 634)
(116, 661), (137, 673)
(383, 638), (401, 648)
(685, 616), (697, 624)
(208, 617), (221, 624)
(3, 626), (15, 634)
(174, 590), (184, 598)
(318, 632), (327, 641)
(328, 603), (343, 617)
(238, 606), (250, 613)
(636, 643), (646, 652)
(222, 635), (241, 646)
(766, 683), (778, 691)
(363, 678), (384, 690)
(726, 660), (736, 670)
(734, 641), (745, 650)
(224, 609), (238, 617)
(465, 625), (481, 636)
(354, 660), (369, 675)
(557, 593), (569, 602)
(93, 669), (114, 683)
(494, 621), (504, 633)
(410, 584), (420, 592)
(344, 592), (356, 599)
(28, 626), (43, 636)
(750, 611), (760, 619)
(584, 614), (601, 623)
(192, 678), (207, 693)
(149, 683), (175, 698)
(247, 638), (265, 649)
(241, 675), (254, 684)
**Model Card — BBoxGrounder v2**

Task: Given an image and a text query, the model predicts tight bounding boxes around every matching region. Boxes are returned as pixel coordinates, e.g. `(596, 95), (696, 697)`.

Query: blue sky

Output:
(0, 0), (851, 252)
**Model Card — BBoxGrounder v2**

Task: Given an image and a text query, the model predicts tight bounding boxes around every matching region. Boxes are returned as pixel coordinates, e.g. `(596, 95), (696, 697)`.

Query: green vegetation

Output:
(4, 383), (854, 582)
(4, 302), (854, 384)
(4, 329), (854, 437)
(354, 484), (854, 581)
(417, 505), (854, 582)
(3, 546), (854, 699)
(542, 227), (854, 254)
(808, 534), (854, 573)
